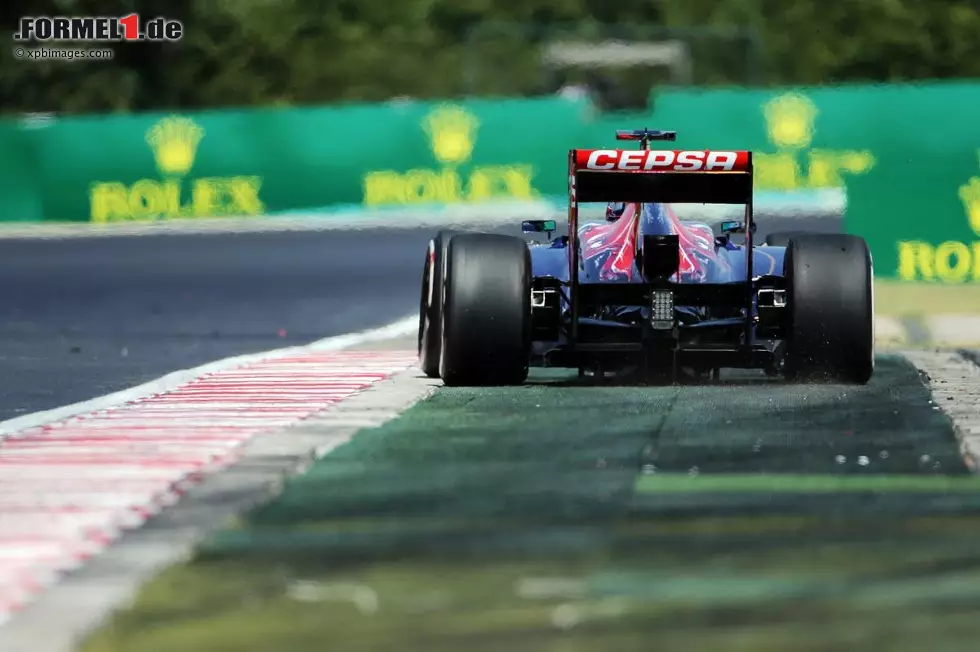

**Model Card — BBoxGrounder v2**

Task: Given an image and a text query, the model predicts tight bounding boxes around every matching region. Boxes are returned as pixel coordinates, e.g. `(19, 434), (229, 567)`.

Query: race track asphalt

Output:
(0, 215), (837, 422)
(0, 229), (435, 421)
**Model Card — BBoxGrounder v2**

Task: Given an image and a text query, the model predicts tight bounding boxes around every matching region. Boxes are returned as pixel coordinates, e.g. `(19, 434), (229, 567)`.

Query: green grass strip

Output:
(635, 472), (980, 494)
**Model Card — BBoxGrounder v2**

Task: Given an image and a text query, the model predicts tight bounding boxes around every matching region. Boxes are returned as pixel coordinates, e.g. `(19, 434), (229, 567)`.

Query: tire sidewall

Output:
(418, 230), (455, 378)
(785, 234), (874, 383)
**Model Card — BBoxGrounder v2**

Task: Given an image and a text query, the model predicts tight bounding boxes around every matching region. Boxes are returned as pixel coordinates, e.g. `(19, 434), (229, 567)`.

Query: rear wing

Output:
(566, 131), (756, 344)
(572, 149), (753, 204)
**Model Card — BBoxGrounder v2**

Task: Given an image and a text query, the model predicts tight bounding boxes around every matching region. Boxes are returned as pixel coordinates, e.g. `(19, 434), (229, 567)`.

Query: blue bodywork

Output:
(524, 202), (789, 371)
(528, 228), (787, 283)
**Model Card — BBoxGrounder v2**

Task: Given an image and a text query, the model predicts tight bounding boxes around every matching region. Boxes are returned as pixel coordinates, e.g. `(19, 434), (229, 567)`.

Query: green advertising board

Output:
(1, 80), (979, 282)
(637, 82), (980, 283)
(0, 121), (45, 221)
(9, 98), (589, 225)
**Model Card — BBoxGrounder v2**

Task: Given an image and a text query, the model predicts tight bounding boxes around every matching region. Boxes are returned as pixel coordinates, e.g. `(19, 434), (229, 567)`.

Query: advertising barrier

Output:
(1, 80), (978, 280)
(6, 98), (588, 225)
(638, 82), (980, 282)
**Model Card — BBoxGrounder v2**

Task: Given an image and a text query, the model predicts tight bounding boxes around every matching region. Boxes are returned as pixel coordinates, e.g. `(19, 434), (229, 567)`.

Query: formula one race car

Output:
(418, 129), (874, 386)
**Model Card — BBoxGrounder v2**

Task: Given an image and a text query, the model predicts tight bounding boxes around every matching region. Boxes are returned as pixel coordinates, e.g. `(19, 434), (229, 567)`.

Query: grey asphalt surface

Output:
(0, 229), (434, 421)
(0, 215), (838, 422)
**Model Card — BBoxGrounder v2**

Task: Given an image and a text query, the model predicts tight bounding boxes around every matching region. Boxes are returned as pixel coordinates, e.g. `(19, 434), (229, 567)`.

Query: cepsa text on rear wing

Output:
(578, 149), (751, 173)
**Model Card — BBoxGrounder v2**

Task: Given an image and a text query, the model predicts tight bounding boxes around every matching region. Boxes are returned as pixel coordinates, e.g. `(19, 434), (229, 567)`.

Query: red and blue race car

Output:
(418, 129), (875, 386)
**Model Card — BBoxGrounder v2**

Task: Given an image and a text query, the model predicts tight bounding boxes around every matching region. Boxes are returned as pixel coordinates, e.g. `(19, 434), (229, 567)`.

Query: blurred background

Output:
(1, 3), (980, 649)
(0, 0), (976, 399)
(2, 1), (979, 284)
(0, 0), (975, 382)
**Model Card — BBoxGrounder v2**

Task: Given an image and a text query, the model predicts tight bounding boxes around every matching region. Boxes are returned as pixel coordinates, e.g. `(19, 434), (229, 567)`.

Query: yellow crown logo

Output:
(959, 176), (980, 237)
(764, 92), (818, 149)
(423, 104), (479, 164)
(145, 115), (205, 176)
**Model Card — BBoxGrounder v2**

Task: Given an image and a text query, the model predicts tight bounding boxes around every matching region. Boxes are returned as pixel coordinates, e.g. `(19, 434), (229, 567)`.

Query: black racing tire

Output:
(764, 230), (806, 247)
(418, 230), (456, 378)
(784, 234), (874, 384)
(439, 233), (532, 386)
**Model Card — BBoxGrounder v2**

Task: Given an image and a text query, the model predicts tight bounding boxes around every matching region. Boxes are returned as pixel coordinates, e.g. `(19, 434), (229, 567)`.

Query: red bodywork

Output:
(578, 203), (727, 283)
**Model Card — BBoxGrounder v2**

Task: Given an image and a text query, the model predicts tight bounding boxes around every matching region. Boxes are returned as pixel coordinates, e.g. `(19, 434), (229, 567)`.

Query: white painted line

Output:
(0, 314), (421, 644)
(0, 315), (416, 438)
(0, 200), (834, 241)
(0, 359), (438, 652)
(0, 350), (420, 626)
(0, 206), (548, 240)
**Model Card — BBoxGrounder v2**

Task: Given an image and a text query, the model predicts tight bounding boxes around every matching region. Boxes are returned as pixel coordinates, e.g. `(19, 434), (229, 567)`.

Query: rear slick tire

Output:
(784, 234), (874, 384)
(439, 233), (532, 386)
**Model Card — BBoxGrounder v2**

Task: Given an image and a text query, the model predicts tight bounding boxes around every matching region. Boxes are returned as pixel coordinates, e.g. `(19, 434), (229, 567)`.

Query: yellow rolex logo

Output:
(423, 104), (479, 165)
(145, 115), (204, 176)
(960, 176), (980, 237)
(764, 93), (818, 149)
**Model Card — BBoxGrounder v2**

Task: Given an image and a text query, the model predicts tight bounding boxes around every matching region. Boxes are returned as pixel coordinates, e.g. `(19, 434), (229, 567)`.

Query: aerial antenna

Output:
(615, 128), (676, 151)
